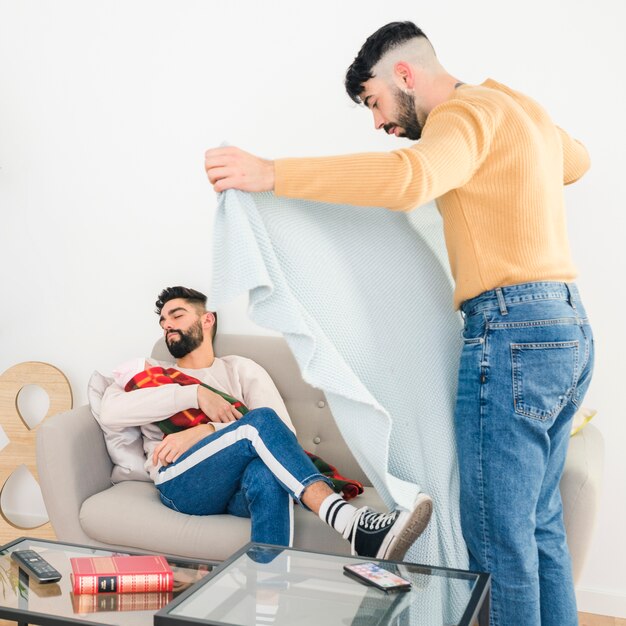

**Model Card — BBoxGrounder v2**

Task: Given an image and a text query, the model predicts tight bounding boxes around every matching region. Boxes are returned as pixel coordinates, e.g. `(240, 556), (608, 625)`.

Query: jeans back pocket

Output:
(511, 340), (579, 420)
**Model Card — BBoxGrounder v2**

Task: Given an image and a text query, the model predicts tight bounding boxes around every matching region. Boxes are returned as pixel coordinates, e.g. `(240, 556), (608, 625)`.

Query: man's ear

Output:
(202, 311), (216, 330)
(393, 61), (415, 90)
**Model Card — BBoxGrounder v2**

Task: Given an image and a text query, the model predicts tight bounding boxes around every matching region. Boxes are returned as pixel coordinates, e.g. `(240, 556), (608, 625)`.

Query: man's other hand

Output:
(197, 385), (243, 422)
(153, 424), (215, 467)
(204, 146), (275, 193)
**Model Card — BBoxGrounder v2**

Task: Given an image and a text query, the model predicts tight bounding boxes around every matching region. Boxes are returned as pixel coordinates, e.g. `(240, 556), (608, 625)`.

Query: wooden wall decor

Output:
(0, 362), (73, 545)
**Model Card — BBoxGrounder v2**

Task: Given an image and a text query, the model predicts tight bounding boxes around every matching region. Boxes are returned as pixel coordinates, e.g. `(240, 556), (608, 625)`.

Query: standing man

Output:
(204, 21), (594, 626)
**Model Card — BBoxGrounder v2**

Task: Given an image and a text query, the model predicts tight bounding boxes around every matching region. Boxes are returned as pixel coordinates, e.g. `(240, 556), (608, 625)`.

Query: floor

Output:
(579, 614), (626, 626)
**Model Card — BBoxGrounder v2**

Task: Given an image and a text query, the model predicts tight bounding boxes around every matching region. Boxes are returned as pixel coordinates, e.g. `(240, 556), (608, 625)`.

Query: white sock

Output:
(318, 493), (358, 535)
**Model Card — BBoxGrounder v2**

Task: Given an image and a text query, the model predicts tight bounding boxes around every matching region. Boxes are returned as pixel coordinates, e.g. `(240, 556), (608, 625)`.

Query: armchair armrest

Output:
(560, 423), (605, 582)
(37, 405), (114, 544)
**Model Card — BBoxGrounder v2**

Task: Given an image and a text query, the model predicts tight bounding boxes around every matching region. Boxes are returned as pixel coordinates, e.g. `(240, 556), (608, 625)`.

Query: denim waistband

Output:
(460, 281), (582, 317)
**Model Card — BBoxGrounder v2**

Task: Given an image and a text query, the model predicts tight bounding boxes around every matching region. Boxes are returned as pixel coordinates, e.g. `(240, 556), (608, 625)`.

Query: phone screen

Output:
(343, 562), (412, 591)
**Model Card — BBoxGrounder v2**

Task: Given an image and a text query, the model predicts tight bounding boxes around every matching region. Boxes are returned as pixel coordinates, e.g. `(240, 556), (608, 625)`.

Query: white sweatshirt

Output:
(99, 355), (295, 481)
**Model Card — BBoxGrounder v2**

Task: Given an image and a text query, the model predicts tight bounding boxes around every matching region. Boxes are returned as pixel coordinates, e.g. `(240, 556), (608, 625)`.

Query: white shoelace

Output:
(358, 510), (397, 530)
(341, 507), (398, 555)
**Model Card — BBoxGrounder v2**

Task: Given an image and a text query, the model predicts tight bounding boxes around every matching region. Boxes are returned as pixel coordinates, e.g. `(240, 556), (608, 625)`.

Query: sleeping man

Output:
(99, 285), (433, 559)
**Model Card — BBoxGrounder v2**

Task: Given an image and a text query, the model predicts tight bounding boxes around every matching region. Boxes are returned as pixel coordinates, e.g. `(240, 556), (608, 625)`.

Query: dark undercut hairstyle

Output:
(345, 21), (430, 104)
(155, 286), (218, 341)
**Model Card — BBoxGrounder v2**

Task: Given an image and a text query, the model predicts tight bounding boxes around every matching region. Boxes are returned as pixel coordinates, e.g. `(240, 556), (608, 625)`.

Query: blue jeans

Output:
(155, 408), (332, 546)
(455, 282), (594, 626)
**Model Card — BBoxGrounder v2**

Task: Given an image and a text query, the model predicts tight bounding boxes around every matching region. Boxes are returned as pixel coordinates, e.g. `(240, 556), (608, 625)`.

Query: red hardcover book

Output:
(70, 555), (174, 594)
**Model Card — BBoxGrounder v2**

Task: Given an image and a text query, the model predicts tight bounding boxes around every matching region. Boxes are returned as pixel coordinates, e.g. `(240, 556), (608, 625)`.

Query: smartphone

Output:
(343, 562), (412, 592)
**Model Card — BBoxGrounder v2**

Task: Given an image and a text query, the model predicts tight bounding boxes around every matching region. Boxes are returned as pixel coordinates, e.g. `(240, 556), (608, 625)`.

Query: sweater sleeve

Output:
(274, 98), (494, 212)
(557, 126), (590, 184)
(99, 382), (200, 428)
(237, 359), (296, 435)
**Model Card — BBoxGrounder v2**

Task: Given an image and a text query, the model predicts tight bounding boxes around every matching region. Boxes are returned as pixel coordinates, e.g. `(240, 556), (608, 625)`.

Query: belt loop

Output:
(495, 288), (508, 315)
(565, 283), (577, 310)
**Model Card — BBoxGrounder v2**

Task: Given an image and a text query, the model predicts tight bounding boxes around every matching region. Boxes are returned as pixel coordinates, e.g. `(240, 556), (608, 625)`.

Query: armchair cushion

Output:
(79, 480), (385, 561)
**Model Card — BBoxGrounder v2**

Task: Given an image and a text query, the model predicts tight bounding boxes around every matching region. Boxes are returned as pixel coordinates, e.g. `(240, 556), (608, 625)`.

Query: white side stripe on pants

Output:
(288, 497), (294, 547)
(154, 424), (306, 500)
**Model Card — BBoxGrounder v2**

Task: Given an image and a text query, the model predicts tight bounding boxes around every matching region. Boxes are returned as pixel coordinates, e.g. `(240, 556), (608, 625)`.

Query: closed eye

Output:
(363, 95), (376, 109)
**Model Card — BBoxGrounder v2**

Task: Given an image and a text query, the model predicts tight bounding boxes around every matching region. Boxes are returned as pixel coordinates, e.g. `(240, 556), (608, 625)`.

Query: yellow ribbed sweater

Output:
(274, 79), (590, 309)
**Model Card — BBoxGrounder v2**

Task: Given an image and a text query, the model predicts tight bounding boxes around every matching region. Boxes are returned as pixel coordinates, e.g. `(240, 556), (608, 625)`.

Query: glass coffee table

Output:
(0, 536), (215, 626)
(155, 543), (491, 626)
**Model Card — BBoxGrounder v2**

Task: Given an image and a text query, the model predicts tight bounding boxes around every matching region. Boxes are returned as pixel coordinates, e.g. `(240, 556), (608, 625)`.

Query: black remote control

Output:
(11, 550), (62, 583)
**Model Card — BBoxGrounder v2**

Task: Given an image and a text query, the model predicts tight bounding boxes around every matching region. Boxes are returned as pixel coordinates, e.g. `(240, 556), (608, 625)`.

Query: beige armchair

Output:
(36, 334), (603, 580)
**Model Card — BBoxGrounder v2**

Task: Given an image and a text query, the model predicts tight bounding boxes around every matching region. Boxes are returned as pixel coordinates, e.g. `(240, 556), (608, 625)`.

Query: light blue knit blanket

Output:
(210, 189), (468, 570)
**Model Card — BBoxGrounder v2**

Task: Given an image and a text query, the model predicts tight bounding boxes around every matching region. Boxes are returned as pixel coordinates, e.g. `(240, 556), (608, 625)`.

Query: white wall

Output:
(1, 0), (624, 615)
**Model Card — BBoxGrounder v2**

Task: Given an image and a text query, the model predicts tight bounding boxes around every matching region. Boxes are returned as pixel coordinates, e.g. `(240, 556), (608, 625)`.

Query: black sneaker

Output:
(343, 493), (433, 560)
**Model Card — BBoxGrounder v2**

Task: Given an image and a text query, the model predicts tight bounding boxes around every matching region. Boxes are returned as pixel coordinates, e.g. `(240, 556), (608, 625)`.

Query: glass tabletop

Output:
(0, 536), (214, 626)
(156, 543), (490, 626)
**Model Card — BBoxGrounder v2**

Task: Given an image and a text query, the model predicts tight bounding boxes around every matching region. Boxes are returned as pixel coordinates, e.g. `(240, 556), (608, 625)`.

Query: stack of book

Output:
(70, 554), (174, 614)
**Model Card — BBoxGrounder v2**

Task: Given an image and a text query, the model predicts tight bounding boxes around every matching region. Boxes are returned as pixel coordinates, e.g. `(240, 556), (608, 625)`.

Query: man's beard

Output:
(165, 319), (204, 359)
(391, 88), (423, 140)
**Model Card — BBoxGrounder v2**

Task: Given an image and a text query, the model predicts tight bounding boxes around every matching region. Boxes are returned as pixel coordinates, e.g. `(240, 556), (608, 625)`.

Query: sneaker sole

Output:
(379, 494), (433, 561)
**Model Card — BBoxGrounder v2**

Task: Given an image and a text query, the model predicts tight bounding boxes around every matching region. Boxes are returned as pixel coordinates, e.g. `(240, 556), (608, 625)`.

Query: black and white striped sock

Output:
(318, 493), (358, 535)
